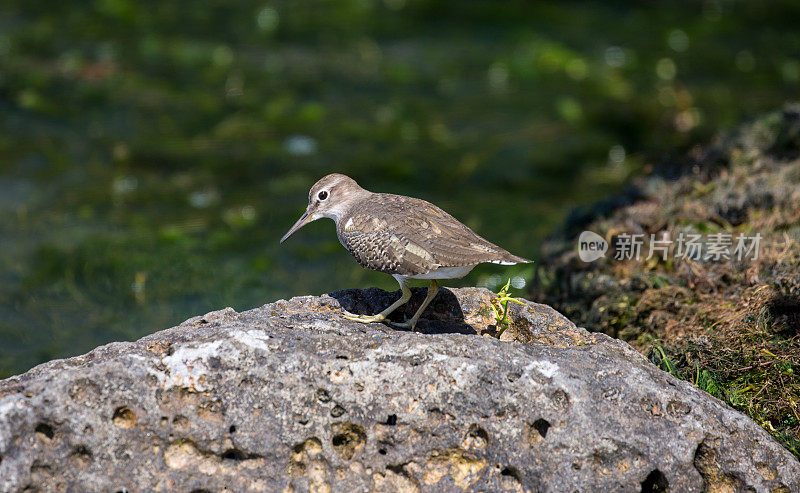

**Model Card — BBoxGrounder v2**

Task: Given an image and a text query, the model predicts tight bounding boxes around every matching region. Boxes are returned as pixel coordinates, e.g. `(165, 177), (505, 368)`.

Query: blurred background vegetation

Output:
(1, 0), (799, 377)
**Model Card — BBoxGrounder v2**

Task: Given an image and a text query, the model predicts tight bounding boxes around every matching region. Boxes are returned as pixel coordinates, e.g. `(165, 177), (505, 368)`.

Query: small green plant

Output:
(693, 367), (722, 399)
(651, 344), (723, 398)
(490, 279), (526, 337)
(650, 343), (679, 377)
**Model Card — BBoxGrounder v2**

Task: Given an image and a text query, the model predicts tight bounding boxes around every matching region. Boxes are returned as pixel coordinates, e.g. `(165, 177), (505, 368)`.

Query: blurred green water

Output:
(1, 0), (799, 377)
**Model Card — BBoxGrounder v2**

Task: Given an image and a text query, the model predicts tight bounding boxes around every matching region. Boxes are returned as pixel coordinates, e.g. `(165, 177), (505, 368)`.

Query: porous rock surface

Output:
(0, 287), (797, 492)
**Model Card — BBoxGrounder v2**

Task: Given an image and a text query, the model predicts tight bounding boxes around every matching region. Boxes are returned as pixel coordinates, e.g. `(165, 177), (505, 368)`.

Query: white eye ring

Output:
(318, 190), (329, 201)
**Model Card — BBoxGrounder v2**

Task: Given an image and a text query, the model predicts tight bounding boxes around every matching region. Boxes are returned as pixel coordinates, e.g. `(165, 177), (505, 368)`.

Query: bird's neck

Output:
(325, 189), (372, 225)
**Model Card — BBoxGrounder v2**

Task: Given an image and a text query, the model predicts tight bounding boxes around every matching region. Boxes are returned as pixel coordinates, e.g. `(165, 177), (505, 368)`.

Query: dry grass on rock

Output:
(533, 105), (800, 457)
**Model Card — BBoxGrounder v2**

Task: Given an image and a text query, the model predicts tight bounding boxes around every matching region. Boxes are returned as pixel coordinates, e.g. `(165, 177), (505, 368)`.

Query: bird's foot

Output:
(389, 319), (419, 331)
(341, 311), (387, 324)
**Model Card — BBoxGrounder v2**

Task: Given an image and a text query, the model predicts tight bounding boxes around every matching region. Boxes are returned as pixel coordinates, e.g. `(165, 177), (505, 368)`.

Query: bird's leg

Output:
(342, 277), (411, 323)
(391, 280), (439, 331)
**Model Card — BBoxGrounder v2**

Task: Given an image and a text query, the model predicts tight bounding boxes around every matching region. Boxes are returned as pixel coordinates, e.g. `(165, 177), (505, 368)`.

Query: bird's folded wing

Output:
(340, 196), (520, 276)
(398, 200), (519, 266)
(340, 218), (440, 276)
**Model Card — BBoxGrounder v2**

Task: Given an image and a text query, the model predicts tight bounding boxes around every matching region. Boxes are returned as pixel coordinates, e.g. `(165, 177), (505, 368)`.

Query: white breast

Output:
(405, 264), (475, 280)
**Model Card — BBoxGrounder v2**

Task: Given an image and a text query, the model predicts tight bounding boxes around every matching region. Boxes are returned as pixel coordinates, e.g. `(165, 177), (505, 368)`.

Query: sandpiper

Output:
(280, 174), (531, 330)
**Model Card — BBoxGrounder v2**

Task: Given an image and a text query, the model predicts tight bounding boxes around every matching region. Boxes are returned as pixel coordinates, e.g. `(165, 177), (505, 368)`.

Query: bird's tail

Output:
(490, 251), (533, 265)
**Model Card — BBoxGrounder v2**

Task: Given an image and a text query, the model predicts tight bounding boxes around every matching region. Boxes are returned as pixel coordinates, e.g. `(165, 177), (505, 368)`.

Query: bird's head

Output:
(280, 173), (365, 243)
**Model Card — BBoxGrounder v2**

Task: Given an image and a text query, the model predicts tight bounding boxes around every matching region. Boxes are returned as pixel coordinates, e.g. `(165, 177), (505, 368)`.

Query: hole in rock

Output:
(463, 424), (489, 449)
(70, 444), (93, 467)
(316, 389), (332, 403)
(229, 425), (237, 433)
(532, 418), (550, 438)
(331, 422), (367, 460)
(385, 414), (397, 426)
(112, 406), (137, 428)
(501, 466), (520, 480)
(378, 448), (387, 455)
(641, 468), (669, 492)
(35, 423), (54, 440)
(387, 464), (408, 475)
(73, 445), (92, 457)
(221, 448), (248, 461)
(551, 389), (570, 410)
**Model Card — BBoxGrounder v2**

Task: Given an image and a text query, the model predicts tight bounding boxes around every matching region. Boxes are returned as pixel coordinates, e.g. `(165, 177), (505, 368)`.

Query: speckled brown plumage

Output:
(337, 193), (529, 276)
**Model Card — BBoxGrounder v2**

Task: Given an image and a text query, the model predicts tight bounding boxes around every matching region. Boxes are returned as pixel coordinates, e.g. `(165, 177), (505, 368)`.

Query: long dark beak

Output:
(280, 210), (314, 243)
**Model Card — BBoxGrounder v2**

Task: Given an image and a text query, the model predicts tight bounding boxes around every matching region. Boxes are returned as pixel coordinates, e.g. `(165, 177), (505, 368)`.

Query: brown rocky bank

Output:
(532, 105), (800, 457)
(1, 287), (798, 492)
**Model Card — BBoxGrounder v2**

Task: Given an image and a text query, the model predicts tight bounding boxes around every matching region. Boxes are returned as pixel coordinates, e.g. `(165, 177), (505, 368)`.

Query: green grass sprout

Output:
(490, 279), (526, 338)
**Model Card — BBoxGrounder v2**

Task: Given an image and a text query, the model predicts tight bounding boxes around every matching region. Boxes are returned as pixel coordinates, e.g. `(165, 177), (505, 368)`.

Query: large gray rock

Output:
(0, 287), (797, 492)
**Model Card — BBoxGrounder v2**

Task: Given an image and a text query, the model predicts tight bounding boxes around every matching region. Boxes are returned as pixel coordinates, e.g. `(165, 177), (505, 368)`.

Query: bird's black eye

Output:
(318, 190), (328, 200)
